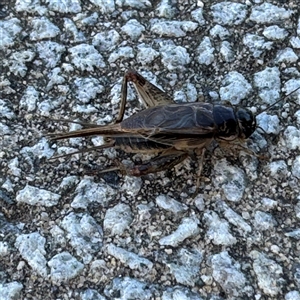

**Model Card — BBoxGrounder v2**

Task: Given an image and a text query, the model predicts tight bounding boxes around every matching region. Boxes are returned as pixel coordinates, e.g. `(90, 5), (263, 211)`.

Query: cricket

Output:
(49, 70), (298, 188)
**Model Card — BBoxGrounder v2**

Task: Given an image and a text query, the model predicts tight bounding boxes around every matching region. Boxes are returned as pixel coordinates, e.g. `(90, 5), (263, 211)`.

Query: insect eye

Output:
(236, 108), (256, 139)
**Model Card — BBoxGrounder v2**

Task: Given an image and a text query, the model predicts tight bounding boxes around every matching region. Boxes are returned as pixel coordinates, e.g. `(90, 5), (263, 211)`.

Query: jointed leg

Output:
(101, 149), (188, 176)
(125, 150), (188, 176)
(115, 72), (128, 123)
(127, 70), (173, 108)
(217, 140), (267, 159)
(115, 70), (174, 123)
(193, 148), (206, 197)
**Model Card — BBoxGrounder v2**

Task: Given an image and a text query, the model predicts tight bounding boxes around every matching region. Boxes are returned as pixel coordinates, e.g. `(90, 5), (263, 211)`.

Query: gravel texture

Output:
(1, 0), (300, 299)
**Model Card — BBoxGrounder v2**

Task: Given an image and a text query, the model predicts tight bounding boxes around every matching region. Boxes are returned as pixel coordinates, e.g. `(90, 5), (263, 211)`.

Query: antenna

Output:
(258, 85), (300, 114)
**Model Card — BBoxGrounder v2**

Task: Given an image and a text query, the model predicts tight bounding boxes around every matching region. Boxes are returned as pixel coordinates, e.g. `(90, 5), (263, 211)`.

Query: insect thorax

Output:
(213, 105), (240, 140)
(236, 108), (256, 139)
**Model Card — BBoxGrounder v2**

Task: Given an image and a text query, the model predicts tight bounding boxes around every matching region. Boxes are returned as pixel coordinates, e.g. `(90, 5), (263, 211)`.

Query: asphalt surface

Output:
(1, 1), (300, 299)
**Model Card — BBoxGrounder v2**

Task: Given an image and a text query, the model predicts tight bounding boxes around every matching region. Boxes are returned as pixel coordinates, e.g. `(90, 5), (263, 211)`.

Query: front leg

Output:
(217, 140), (267, 159)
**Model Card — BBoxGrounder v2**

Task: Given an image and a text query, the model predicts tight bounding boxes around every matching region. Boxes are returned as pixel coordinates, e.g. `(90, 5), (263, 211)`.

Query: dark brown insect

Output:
(49, 70), (258, 183)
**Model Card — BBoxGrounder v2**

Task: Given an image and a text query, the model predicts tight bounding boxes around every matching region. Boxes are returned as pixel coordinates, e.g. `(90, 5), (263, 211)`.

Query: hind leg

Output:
(120, 150), (188, 176)
(115, 70), (174, 123)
